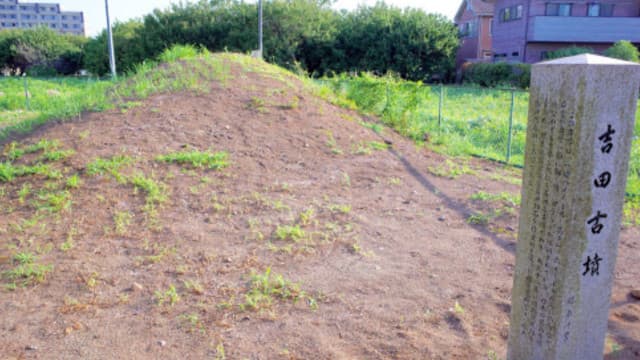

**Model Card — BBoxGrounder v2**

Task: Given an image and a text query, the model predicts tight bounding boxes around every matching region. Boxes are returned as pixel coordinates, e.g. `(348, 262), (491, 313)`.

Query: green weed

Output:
(428, 159), (475, 179)
(130, 173), (168, 209)
(325, 131), (343, 155)
(34, 190), (71, 213)
(40, 149), (74, 162)
(184, 279), (205, 295)
(155, 284), (180, 306)
(275, 225), (306, 242)
(65, 174), (81, 189)
(86, 155), (133, 182)
(248, 96), (267, 112)
(470, 191), (520, 206)
(327, 204), (352, 214)
(156, 150), (229, 170)
(18, 183), (31, 204)
(0, 162), (51, 182)
(240, 267), (306, 312)
(4, 253), (53, 287)
(114, 211), (134, 235)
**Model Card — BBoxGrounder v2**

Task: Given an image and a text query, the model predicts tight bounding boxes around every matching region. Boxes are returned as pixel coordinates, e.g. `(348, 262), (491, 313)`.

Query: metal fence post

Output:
(385, 81), (390, 115)
(23, 74), (30, 111)
(438, 83), (443, 129)
(506, 89), (515, 163)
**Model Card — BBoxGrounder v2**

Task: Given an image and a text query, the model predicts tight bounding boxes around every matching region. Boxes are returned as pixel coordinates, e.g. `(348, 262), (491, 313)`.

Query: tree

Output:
(604, 40), (639, 63)
(83, 20), (146, 76)
(322, 4), (458, 81)
(79, 0), (459, 81)
(0, 27), (85, 75)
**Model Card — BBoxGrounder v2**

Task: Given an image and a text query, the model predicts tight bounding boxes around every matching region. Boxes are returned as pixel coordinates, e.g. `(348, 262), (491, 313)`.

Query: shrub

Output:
(462, 62), (531, 88)
(604, 40), (640, 63)
(544, 46), (593, 60)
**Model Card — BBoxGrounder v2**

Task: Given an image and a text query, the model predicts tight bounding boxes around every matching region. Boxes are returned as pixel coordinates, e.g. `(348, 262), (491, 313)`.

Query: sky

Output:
(52, 0), (460, 37)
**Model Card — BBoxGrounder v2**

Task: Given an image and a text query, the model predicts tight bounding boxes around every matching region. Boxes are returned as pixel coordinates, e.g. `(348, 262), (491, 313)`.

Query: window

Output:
(512, 51), (520, 57)
(459, 21), (477, 37)
(499, 4), (524, 22)
(588, 3), (614, 17)
(546, 3), (572, 16)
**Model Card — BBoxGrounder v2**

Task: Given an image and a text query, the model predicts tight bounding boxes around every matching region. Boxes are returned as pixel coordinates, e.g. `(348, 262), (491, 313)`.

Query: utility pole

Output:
(258, 0), (263, 58)
(105, 0), (117, 79)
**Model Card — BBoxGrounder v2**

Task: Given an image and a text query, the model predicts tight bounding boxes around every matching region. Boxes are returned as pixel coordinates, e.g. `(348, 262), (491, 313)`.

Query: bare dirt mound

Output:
(1, 56), (639, 359)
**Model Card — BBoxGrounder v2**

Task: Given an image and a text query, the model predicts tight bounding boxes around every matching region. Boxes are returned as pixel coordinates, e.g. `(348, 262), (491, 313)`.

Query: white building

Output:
(0, 0), (84, 36)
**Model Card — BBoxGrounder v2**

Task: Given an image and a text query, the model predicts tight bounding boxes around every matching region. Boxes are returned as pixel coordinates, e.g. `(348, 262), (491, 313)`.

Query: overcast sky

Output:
(53, 0), (460, 37)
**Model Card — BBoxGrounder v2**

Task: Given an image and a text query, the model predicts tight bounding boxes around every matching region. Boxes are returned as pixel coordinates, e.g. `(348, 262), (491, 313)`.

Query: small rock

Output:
(158, 340), (167, 347)
(438, 216), (446, 222)
(131, 282), (144, 292)
(631, 289), (640, 300)
(506, 226), (516, 232)
(223, 257), (232, 264)
(25, 345), (38, 351)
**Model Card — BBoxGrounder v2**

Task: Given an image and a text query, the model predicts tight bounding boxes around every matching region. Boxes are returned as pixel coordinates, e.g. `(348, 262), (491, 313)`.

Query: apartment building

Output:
(455, 0), (495, 68)
(0, 0), (84, 36)
(486, 0), (640, 63)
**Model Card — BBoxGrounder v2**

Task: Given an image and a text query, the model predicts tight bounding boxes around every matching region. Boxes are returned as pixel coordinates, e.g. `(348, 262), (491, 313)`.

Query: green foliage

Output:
(83, 20), (147, 76)
(463, 62), (531, 88)
(311, 4), (459, 81)
(544, 46), (593, 60)
(604, 40), (640, 63)
(0, 27), (86, 75)
(79, 0), (457, 81)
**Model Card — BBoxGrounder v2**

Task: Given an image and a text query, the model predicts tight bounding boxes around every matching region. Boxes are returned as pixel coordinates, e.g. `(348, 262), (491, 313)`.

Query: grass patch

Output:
(130, 173), (168, 208)
(428, 159), (475, 179)
(86, 155), (133, 182)
(470, 191), (520, 206)
(156, 150), (229, 170)
(0, 162), (51, 182)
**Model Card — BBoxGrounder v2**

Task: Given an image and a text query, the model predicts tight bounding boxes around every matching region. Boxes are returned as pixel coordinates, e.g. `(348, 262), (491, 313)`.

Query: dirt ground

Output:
(1, 59), (639, 359)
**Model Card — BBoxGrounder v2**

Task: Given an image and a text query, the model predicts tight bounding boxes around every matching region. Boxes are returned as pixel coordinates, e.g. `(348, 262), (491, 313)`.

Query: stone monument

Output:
(507, 54), (640, 359)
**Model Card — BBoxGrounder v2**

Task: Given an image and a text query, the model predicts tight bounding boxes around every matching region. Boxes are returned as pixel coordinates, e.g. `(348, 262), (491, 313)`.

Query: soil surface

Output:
(1, 58), (639, 359)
